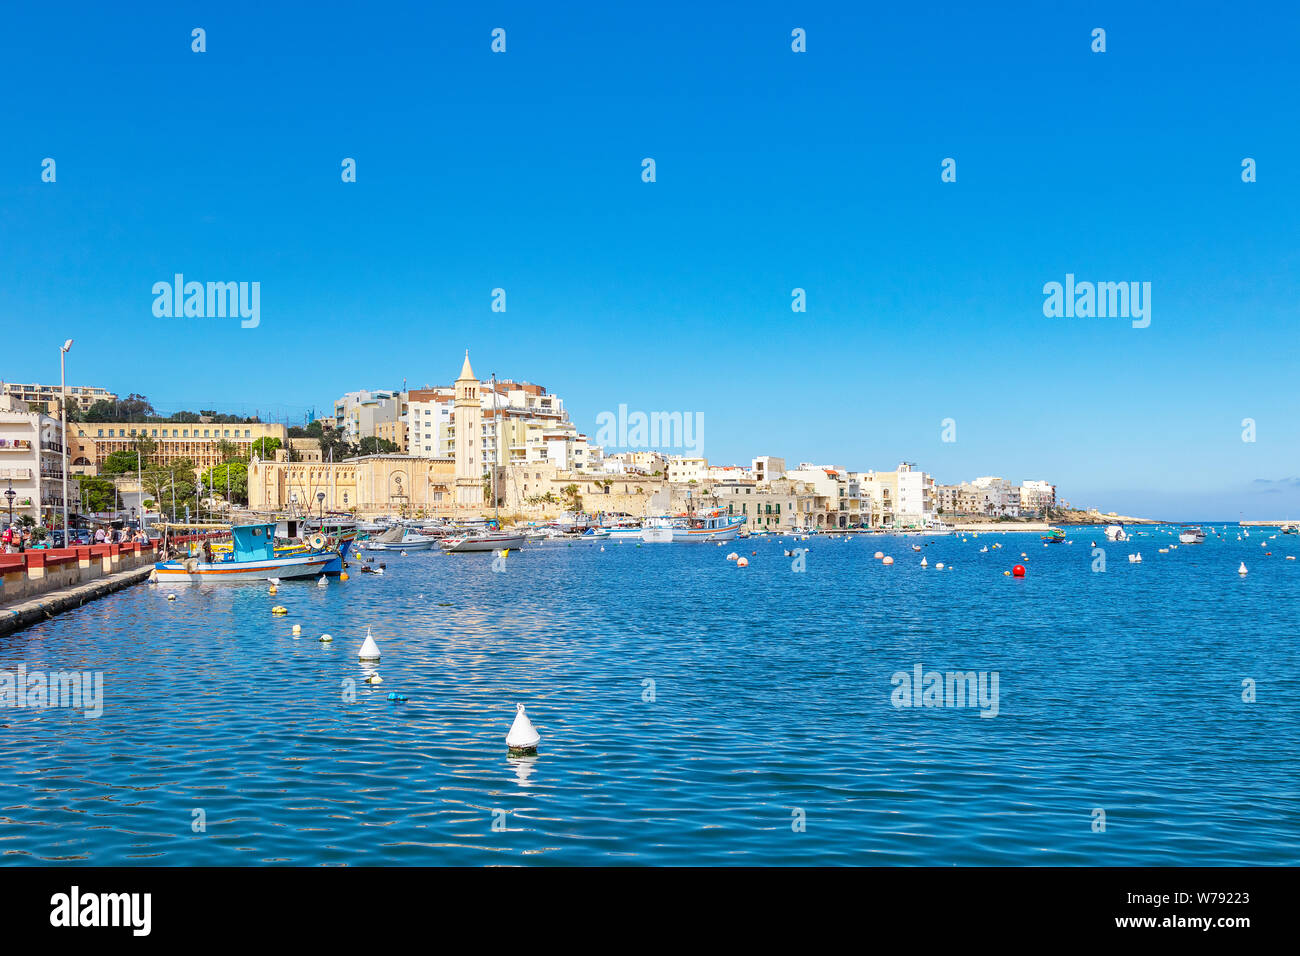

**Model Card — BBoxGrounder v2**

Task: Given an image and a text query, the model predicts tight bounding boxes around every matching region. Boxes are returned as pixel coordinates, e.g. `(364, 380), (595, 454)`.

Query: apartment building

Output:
(0, 395), (66, 525)
(2, 381), (116, 415)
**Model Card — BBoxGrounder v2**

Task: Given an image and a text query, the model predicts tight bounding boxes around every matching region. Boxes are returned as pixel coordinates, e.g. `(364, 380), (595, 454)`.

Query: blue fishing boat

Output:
(154, 522), (339, 583)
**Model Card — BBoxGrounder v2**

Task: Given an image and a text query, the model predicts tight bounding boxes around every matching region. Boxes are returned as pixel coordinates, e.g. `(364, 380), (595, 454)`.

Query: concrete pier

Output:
(0, 543), (157, 638)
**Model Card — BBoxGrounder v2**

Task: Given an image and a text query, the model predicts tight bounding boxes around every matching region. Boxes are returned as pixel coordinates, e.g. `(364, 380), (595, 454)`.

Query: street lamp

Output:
(59, 338), (73, 547)
(316, 491), (325, 521)
(4, 479), (14, 532)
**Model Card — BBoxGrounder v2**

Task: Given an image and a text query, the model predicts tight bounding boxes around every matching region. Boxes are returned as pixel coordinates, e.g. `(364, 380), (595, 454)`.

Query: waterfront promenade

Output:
(0, 543), (157, 637)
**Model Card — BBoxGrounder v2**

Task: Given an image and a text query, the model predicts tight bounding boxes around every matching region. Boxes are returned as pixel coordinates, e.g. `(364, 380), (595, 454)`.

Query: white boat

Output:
(1178, 526), (1206, 544)
(365, 526), (436, 551)
(440, 530), (527, 552)
(640, 515), (679, 543)
(671, 510), (746, 542)
(1104, 524), (1128, 542)
(601, 518), (643, 541)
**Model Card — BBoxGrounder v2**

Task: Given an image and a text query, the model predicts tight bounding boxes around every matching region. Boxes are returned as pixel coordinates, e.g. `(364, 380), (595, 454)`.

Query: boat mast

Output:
(491, 372), (498, 526)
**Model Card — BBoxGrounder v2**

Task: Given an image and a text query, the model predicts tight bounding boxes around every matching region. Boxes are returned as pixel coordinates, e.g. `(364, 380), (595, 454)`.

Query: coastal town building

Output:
(0, 395), (65, 526)
(69, 421), (288, 474)
(1020, 479), (1057, 515)
(1, 381), (116, 415)
(248, 453), (455, 516)
(333, 388), (401, 442)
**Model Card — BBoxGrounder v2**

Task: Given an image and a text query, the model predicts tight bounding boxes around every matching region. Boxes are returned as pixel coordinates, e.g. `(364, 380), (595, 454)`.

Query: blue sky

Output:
(2, 1), (1297, 519)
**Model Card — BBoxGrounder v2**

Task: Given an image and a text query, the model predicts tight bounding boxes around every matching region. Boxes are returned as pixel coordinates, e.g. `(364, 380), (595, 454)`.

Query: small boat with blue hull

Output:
(154, 522), (339, 583)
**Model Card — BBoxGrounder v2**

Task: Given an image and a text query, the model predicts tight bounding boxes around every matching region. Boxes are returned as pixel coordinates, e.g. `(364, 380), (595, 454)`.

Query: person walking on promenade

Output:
(2, 525), (14, 553)
(94, 526), (106, 544)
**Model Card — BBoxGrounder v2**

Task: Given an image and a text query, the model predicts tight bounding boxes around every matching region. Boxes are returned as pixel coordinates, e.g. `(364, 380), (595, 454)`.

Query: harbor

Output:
(1, 522), (1296, 865)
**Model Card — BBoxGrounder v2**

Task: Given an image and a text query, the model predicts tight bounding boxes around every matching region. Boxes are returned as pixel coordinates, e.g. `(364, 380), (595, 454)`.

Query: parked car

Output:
(49, 529), (94, 547)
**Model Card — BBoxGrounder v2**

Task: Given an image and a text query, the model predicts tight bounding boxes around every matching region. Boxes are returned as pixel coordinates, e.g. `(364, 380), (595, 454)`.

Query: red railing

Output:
(0, 542), (157, 573)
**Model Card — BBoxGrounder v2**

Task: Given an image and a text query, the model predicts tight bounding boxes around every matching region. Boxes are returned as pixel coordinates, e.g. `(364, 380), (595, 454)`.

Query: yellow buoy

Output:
(272, 605), (288, 615)
(340, 572), (349, 581)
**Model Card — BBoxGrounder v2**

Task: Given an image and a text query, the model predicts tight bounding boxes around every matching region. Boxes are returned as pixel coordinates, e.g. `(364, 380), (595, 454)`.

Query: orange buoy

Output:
(882, 556), (894, 565)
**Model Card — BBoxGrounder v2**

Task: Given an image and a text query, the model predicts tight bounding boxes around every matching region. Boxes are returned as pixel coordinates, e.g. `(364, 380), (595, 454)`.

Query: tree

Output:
(561, 483), (582, 513)
(142, 458), (198, 520)
(201, 460), (249, 507)
(74, 475), (116, 513)
(214, 439), (241, 462)
(131, 433), (158, 467)
(102, 450), (141, 474)
(318, 433), (351, 462)
(119, 393), (155, 419)
(249, 436), (282, 460)
(85, 398), (119, 421)
(357, 436), (398, 456)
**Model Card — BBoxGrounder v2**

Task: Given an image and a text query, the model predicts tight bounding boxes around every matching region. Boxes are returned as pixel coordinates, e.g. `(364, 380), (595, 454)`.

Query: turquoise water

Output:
(1, 525), (1297, 865)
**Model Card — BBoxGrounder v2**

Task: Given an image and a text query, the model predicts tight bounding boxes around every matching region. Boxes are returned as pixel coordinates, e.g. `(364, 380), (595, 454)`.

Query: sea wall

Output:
(0, 543), (157, 606)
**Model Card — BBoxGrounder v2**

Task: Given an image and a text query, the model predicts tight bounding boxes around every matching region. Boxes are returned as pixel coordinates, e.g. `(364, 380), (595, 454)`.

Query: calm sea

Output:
(1, 525), (1296, 865)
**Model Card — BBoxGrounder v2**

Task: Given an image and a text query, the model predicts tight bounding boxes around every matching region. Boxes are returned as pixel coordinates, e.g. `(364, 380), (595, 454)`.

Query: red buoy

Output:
(1012, 564), (1026, 577)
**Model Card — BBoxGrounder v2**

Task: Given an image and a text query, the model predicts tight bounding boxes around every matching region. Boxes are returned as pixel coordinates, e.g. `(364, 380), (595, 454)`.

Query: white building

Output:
(667, 456), (708, 483)
(0, 395), (65, 528)
(1020, 479), (1057, 514)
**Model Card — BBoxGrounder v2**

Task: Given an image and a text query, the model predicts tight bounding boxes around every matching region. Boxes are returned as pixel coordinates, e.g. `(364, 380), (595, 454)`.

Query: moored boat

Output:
(1178, 526), (1206, 544)
(670, 510), (746, 542)
(154, 522), (338, 583)
(1041, 527), (1066, 543)
(439, 530), (527, 552)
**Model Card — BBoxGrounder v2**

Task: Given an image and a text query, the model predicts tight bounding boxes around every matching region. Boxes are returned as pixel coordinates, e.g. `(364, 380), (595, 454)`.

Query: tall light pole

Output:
(59, 339), (73, 546)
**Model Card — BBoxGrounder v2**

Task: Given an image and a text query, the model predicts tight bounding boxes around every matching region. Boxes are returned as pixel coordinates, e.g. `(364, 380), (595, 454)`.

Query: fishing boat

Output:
(153, 522), (338, 582)
(1041, 527), (1066, 544)
(1178, 526), (1206, 544)
(641, 515), (679, 543)
(671, 510), (746, 542)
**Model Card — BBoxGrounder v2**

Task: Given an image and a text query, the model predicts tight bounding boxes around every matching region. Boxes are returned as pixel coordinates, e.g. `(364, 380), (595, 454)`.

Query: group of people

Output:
(1, 525), (33, 553)
(0, 523), (150, 553)
(92, 526), (149, 545)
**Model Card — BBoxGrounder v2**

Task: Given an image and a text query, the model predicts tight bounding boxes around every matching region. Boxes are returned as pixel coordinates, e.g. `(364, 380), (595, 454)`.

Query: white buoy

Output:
(1238, 562), (1248, 575)
(268, 577), (281, 586)
(317, 576), (328, 588)
(166, 593), (177, 601)
(935, 562), (945, 570)
(920, 557), (928, 567)
(291, 623), (302, 636)
(506, 703), (541, 754)
(319, 633), (333, 643)
(358, 625), (381, 661)
(364, 671), (383, 684)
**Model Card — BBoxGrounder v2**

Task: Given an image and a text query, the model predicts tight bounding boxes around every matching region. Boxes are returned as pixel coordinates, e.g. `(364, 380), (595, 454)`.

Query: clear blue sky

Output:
(2, 1), (1297, 519)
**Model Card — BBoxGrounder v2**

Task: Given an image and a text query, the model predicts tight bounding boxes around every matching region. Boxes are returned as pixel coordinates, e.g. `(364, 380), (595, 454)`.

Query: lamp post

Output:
(59, 338), (73, 547)
(316, 491), (325, 521)
(4, 479), (14, 532)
